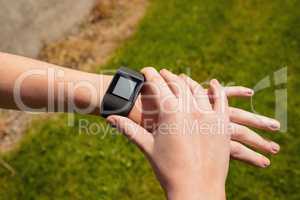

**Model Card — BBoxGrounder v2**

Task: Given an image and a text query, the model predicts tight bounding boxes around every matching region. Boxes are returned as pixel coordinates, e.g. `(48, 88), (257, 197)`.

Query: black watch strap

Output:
(100, 67), (145, 118)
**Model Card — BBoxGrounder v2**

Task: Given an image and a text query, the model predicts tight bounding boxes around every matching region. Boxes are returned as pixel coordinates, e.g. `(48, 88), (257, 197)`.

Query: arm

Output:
(0, 52), (280, 168)
(0, 52), (105, 113)
(0, 52), (143, 121)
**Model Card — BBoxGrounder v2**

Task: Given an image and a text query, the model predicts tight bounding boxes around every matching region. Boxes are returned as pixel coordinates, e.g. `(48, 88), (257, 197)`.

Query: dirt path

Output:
(0, 0), (148, 153)
(40, 0), (148, 71)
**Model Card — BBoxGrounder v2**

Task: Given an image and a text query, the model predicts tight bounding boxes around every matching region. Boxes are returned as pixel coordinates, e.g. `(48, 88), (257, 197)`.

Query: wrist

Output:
(165, 175), (226, 200)
(167, 184), (226, 200)
(71, 73), (112, 115)
(73, 72), (142, 123)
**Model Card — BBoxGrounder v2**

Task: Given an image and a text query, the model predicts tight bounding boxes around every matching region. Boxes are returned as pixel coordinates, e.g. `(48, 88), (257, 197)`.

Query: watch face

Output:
(112, 76), (137, 100)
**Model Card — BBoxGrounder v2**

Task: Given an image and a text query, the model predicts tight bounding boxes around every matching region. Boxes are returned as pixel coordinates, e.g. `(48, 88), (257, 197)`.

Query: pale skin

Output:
(0, 52), (280, 166)
(0, 52), (281, 198)
(107, 69), (231, 199)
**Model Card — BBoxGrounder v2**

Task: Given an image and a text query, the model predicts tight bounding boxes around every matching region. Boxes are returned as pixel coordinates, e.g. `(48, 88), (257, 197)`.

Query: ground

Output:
(0, 0), (299, 199)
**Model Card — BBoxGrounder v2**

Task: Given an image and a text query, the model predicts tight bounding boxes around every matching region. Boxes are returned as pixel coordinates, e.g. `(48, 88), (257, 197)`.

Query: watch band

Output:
(100, 67), (145, 118)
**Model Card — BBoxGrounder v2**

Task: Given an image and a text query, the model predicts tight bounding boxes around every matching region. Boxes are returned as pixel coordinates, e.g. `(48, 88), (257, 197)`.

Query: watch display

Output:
(100, 67), (145, 117)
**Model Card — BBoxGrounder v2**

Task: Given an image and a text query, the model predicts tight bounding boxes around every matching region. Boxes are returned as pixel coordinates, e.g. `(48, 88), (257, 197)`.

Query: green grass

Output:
(1, 0), (300, 199)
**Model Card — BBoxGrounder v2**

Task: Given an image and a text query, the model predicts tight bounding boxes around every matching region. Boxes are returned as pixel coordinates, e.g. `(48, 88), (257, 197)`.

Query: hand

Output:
(107, 68), (230, 200)
(129, 68), (280, 168)
(177, 73), (280, 168)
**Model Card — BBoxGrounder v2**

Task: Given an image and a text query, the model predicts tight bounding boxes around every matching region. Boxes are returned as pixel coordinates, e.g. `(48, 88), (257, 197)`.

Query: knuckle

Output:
(231, 124), (241, 138)
(179, 73), (188, 79)
(141, 66), (156, 72)
(192, 84), (204, 95)
(116, 117), (127, 128)
(261, 140), (272, 150)
(149, 75), (162, 83)
(229, 107), (238, 116)
(159, 68), (169, 75)
(231, 143), (242, 157)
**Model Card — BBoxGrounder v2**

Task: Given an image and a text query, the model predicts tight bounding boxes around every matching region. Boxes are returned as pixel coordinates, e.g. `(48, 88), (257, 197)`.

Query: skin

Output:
(107, 69), (231, 199)
(0, 53), (280, 200)
(0, 52), (280, 169)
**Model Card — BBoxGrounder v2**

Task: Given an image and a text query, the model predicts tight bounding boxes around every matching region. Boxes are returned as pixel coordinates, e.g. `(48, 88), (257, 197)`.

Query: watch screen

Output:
(112, 76), (137, 100)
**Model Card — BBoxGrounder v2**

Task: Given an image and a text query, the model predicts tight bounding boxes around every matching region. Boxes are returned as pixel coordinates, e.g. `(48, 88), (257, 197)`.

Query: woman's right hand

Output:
(107, 68), (231, 200)
(129, 69), (280, 169)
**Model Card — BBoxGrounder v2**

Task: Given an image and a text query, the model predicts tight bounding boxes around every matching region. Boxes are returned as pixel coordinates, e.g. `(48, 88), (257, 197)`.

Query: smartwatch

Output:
(100, 67), (145, 118)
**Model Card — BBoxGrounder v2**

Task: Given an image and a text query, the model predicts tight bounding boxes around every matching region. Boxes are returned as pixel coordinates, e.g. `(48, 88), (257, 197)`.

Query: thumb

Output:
(107, 115), (154, 155)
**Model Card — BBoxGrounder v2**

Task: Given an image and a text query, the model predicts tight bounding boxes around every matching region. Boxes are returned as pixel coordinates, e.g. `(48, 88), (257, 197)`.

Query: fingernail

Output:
(107, 117), (117, 129)
(107, 117), (116, 126)
(246, 89), (254, 95)
(270, 142), (280, 154)
(262, 159), (271, 168)
(270, 120), (280, 130)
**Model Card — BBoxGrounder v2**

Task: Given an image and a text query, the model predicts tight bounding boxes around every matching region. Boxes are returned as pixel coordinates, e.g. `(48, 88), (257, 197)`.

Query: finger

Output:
(230, 141), (271, 168)
(204, 86), (253, 105)
(141, 67), (174, 103)
(231, 123), (280, 154)
(205, 86), (254, 98)
(107, 115), (154, 155)
(209, 79), (228, 113)
(224, 86), (254, 97)
(179, 74), (212, 110)
(229, 107), (280, 131)
(159, 69), (193, 99)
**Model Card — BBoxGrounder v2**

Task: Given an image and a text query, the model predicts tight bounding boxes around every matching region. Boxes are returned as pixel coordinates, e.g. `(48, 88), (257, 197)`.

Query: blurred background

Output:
(0, 0), (299, 199)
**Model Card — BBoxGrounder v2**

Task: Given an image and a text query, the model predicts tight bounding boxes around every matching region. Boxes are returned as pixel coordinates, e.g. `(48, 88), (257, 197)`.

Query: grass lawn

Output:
(1, 0), (300, 199)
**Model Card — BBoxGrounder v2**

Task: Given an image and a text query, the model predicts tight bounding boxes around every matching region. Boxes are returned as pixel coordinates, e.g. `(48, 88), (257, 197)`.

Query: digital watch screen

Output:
(100, 67), (145, 118)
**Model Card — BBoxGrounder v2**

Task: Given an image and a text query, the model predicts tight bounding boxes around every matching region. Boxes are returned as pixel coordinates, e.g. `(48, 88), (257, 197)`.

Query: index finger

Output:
(141, 67), (174, 103)
(209, 79), (229, 113)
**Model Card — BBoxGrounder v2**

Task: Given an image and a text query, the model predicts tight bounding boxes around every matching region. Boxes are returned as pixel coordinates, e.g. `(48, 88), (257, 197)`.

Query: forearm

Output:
(0, 52), (142, 121)
(0, 53), (100, 113)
